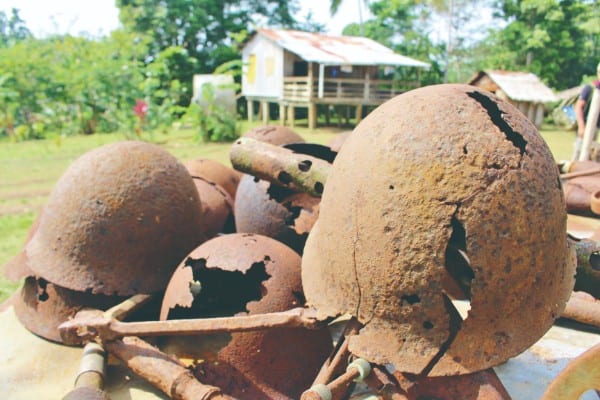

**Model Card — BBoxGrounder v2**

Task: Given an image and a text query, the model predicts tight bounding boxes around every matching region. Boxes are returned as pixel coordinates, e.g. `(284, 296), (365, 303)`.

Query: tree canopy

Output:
(0, 0), (599, 140)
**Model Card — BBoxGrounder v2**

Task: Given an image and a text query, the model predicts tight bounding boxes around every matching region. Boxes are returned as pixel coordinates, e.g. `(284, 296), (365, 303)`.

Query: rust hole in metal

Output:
(467, 91), (528, 157)
(284, 205), (303, 226)
(170, 258), (271, 318)
(37, 278), (49, 302)
(298, 160), (312, 172)
(389, 185), (395, 190)
(589, 252), (600, 271)
(401, 294), (421, 305)
(444, 214), (474, 299)
(423, 321), (434, 330)
(278, 171), (293, 185)
(314, 182), (324, 195)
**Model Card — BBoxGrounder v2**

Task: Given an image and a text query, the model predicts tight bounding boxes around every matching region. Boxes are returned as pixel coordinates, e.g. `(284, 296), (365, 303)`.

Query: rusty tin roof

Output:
(254, 28), (430, 68)
(469, 70), (557, 103)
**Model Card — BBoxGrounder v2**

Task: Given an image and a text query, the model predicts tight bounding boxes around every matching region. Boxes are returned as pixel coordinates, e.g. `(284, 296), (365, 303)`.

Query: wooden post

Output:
(247, 100), (254, 123)
(288, 105), (295, 128)
(580, 87), (600, 161)
(279, 103), (286, 126)
(308, 62), (314, 99)
(318, 64), (325, 99)
(308, 103), (317, 130)
(356, 104), (363, 125)
(261, 101), (269, 124)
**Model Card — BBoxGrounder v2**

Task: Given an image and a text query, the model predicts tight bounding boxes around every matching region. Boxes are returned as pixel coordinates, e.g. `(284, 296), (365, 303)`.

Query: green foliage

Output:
(0, 8), (31, 48)
(116, 0), (301, 99)
(183, 83), (239, 143)
(488, 0), (596, 89)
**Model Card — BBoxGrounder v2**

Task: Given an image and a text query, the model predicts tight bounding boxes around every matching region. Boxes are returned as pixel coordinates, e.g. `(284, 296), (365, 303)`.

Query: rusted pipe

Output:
(60, 307), (324, 345)
(230, 137), (331, 197)
(105, 336), (231, 400)
(63, 343), (111, 400)
(561, 291), (600, 328)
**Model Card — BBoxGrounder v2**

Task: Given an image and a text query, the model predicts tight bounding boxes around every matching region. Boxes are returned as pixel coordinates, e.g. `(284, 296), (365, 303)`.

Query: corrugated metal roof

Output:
(470, 70), (557, 103)
(256, 28), (430, 69)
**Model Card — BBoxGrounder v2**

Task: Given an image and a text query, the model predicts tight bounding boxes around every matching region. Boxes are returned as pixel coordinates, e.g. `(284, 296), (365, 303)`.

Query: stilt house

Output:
(241, 29), (430, 129)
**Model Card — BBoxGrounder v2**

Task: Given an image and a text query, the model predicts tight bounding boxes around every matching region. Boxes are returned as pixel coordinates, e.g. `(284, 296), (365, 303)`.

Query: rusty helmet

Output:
(190, 177), (235, 240)
(13, 277), (123, 344)
(184, 159), (242, 200)
(242, 125), (304, 146)
(302, 84), (575, 376)
(233, 175), (319, 254)
(24, 141), (205, 296)
(160, 233), (332, 399)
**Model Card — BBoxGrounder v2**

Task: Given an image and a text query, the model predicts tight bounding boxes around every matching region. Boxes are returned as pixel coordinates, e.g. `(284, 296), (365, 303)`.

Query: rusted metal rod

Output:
(230, 137), (331, 197)
(60, 307), (323, 345)
(561, 291), (600, 328)
(311, 318), (361, 386)
(560, 167), (600, 180)
(106, 336), (232, 400)
(301, 359), (372, 400)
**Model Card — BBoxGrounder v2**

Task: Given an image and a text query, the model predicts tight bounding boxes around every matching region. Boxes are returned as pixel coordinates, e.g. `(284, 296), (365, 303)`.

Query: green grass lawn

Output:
(0, 120), (575, 302)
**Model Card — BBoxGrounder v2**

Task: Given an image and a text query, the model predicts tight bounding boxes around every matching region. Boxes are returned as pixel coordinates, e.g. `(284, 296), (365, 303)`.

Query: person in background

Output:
(572, 62), (600, 160)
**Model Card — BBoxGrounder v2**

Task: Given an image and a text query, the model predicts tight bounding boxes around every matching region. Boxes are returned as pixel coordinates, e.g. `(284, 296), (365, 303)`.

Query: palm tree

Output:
(329, 0), (370, 36)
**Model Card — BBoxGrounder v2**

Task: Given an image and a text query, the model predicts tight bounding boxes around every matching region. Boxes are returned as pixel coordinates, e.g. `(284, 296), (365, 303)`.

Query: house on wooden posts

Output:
(468, 70), (557, 128)
(241, 28), (430, 129)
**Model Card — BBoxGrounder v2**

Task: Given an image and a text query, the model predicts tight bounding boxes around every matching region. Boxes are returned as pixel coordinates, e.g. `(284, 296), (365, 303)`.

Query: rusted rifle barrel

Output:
(230, 137), (331, 197)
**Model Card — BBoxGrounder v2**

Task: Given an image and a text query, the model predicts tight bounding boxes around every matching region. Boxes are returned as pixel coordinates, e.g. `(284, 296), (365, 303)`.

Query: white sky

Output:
(0, 0), (371, 37)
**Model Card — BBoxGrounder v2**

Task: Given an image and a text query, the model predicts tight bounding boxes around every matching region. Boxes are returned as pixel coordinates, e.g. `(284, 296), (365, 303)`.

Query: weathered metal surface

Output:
(105, 336), (231, 400)
(541, 342), (600, 400)
(569, 237), (600, 297)
(63, 387), (112, 400)
(234, 174), (319, 254)
(185, 159), (242, 200)
(394, 369), (511, 399)
(561, 291), (600, 328)
(302, 84), (575, 376)
(24, 141), (205, 295)
(158, 233), (332, 399)
(14, 277), (123, 344)
(242, 124), (304, 146)
(63, 343), (110, 400)
(230, 137), (331, 197)
(327, 131), (351, 153)
(192, 177), (235, 240)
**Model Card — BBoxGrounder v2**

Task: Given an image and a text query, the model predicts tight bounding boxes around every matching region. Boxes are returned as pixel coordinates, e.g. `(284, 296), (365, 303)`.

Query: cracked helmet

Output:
(184, 158), (242, 200)
(302, 84), (575, 376)
(24, 141), (205, 296)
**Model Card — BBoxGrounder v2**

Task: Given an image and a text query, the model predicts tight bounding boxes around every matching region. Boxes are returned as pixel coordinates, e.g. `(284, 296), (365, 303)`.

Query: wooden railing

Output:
(282, 77), (420, 104)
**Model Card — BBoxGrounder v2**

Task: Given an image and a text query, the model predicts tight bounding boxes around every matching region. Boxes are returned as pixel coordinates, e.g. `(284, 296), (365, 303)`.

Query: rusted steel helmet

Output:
(185, 159), (242, 200)
(243, 125), (305, 146)
(24, 141), (205, 296)
(234, 174), (319, 254)
(191, 177), (235, 240)
(302, 84), (575, 376)
(13, 277), (123, 344)
(160, 233), (332, 399)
